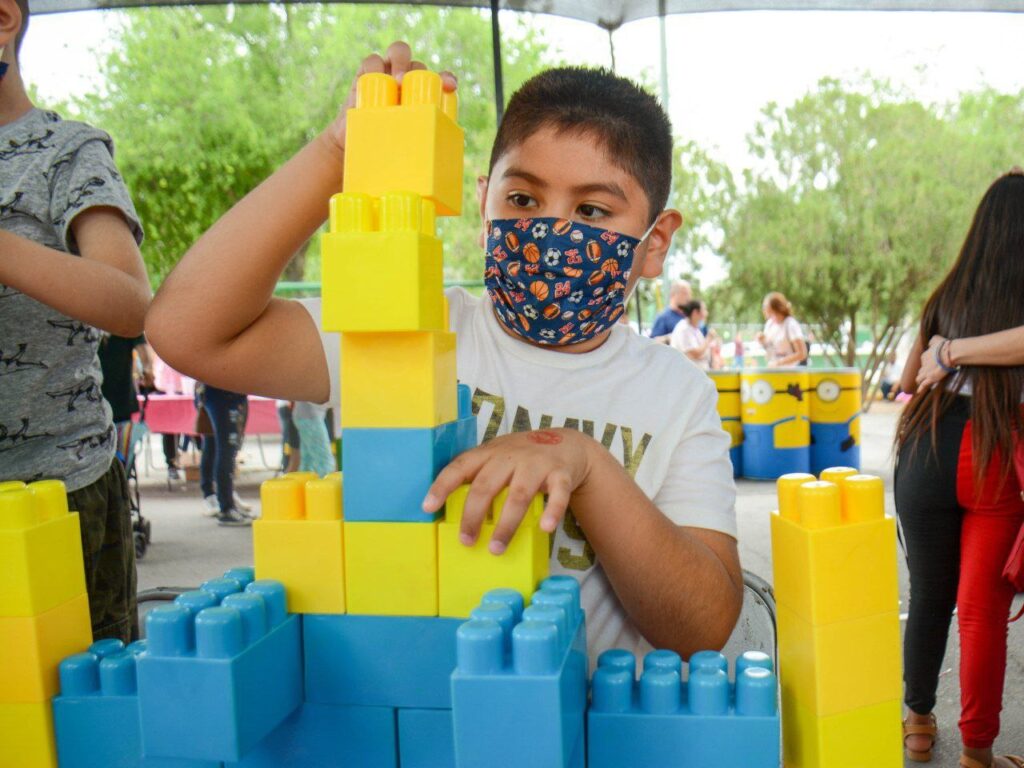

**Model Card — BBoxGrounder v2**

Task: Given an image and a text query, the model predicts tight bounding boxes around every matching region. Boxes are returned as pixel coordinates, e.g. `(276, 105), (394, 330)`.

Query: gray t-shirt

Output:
(0, 108), (143, 490)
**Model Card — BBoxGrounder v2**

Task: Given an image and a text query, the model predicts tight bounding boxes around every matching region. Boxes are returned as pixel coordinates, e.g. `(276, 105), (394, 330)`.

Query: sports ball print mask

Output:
(484, 216), (655, 346)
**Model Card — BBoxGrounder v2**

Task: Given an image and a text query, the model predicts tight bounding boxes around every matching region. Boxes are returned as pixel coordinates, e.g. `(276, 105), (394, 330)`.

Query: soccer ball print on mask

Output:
(483, 217), (644, 346)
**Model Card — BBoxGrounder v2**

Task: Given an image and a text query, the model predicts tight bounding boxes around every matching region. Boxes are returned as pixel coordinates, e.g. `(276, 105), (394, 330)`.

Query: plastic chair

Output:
(720, 570), (778, 667)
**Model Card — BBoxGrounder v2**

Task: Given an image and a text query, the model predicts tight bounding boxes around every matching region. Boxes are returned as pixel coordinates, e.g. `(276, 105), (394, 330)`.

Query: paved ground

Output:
(132, 406), (1022, 766)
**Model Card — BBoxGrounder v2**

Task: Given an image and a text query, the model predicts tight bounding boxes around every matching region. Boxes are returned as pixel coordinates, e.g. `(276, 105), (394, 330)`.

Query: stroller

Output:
(114, 392), (153, 560)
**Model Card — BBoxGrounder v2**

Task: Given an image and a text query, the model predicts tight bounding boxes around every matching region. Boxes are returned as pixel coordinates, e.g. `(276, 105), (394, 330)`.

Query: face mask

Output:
(484, 216), (655, 346)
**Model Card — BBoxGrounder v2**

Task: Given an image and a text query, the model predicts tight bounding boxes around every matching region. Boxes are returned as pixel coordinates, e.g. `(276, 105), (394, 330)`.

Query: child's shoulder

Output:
(22, 109), (116, 161)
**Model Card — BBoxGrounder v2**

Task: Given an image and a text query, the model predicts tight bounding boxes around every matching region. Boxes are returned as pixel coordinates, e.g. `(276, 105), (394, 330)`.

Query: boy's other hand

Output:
(422, 428), (594, 555)
(324, 41), (458, 155)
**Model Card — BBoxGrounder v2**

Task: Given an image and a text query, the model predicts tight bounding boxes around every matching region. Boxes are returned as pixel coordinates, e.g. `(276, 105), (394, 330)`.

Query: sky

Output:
(20, 6), (1024, 282)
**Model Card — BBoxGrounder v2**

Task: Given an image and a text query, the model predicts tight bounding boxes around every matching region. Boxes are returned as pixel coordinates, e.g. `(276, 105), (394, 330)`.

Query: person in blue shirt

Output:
(650, 280), (692, 343)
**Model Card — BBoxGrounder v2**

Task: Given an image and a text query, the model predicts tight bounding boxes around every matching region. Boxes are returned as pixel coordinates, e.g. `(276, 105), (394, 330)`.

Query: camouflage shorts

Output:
(68, 459), (138, 642)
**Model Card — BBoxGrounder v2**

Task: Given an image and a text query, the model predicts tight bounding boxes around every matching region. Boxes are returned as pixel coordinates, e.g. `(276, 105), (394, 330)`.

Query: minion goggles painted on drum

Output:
(740, 369), (811, 479)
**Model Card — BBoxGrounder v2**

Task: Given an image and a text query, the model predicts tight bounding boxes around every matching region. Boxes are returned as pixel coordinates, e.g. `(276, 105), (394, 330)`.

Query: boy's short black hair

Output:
(14, 0), (29, 55)
(488, 67), (674, 224)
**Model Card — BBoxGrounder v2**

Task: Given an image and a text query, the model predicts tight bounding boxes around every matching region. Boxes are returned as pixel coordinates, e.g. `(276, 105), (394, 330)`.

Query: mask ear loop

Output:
(623, 215), (661, 303)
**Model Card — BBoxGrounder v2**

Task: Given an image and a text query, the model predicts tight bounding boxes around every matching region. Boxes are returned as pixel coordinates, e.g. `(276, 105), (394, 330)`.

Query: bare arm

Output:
(900, 334), (924, 393)
(772, 336), (808, 367)
(0, 207), (149, 336)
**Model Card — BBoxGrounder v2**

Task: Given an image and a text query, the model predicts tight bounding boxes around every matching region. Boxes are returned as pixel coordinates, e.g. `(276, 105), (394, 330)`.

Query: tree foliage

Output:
(72, 5), (554, 285)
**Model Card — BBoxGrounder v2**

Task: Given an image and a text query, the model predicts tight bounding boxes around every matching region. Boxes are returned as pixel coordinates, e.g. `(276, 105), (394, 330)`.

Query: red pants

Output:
(956, 419), (1024, 748)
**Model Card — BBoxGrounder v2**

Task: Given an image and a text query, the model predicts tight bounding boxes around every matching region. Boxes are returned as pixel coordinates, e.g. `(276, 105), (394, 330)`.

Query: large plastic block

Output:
(397, 709), (454, 768)
(341, 331), (457, 429)
(343, 521), (439, 615)
(304, 615), (461, 709)
(0, 592), (92, 703)
(343, 71), (464, 216)
(776, 602), (901, 717)
(438, 485), (549, 618)
(322, 192), (445, 333)
(226, 703), (397, 768)
(0, 481), (87, 616)
(342, 425), (452, 523)
(451, 581), (588, 768)
(587, 649), (780, 768)
(770, 475), (898, 625)
(137, 578), (303, 762)
(0, 701), (58, 768)
(253, 476), (345, 614)
(782, 696), (901, 768)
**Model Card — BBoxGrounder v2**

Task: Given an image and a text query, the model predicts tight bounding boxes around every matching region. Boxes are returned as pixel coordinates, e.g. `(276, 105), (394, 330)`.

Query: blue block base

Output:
(810, 421), (860, 475)
(397, 709), (455, 768)
(226, 703), (397, 768)
(741, 424), (809, 480)
(304, 615), (462, 709)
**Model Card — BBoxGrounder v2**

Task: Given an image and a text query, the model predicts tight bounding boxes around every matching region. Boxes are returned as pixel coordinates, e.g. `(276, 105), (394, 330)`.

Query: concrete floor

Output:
(132, 406), (1023, 766)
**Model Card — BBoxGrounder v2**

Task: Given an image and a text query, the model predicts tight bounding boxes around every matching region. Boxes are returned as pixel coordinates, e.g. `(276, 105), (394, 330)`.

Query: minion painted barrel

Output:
(740, 368), (811, 480)
(809, 368), (862, 474)
(708, 370), (743, 478)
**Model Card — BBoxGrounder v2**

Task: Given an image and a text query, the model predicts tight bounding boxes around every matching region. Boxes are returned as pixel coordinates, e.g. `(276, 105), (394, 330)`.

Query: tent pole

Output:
(658, 0), (671, 314)
(490, 0), (505, 124)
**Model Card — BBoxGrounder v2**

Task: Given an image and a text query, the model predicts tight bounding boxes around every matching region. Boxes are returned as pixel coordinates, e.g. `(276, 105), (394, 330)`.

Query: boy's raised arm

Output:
(146, 42), (455, 403)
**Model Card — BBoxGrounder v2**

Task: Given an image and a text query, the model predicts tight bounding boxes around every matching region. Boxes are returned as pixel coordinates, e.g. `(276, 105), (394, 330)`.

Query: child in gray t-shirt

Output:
(0, 2), (150, 642)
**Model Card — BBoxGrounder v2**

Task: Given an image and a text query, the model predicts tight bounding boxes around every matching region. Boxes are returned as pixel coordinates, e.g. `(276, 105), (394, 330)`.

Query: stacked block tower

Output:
(771, 469), (902, 767)
(0, 481), (92, 768)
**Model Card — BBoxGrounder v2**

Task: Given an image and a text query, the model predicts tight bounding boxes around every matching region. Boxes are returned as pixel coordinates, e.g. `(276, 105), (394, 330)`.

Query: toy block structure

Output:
(451, 579), (589, 768)
(253, 474), (345, 614)
(0, 480), (92, 768)
(438, 485), (550, 618)
(136, 576), (302, 762)
(343, 519), (440, 615)
(397, 708), (455, 768)
(770, 471), (902, 767)
(587, 648), (780, 768)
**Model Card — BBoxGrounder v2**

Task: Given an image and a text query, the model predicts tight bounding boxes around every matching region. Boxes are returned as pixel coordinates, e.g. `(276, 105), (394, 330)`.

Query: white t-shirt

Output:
(763, 316), (805, 362)
(303, 289), (737, 662)
(669, 320), (710, 369)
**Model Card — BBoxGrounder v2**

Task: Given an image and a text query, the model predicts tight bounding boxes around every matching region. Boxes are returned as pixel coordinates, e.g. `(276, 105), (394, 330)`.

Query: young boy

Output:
(147, 43), (742, 659)
(0, 0), (149, 642)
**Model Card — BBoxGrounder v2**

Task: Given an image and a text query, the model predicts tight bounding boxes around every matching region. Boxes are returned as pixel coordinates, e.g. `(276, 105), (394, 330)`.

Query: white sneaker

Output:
(216, 508), (252, 527)
(202, 495), (220, 517)
(232, 491), (252, 512)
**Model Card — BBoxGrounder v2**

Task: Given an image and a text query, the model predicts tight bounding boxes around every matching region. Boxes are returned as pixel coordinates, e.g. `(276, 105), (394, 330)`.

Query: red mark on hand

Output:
(528, 430), (563, 445)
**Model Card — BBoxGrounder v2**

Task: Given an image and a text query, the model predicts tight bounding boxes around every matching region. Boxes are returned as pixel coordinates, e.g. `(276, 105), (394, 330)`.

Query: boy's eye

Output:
(508, 193), (536, 208)
(577, 204), (609, 220)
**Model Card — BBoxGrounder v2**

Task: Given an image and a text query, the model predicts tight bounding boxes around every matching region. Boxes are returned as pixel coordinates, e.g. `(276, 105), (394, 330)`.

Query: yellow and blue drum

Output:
(740, 368), (811, 479)
(809, 368), (862, 474)
(709, 370), (742, 478)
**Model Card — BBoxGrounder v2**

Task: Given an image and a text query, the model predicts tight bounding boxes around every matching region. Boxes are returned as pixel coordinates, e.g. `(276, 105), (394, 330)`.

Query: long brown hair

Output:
(764, 292), (793, 319)
(897, 171), (1024, 482)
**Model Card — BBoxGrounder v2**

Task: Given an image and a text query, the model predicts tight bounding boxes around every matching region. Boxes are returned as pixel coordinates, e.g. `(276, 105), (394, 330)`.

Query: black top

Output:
(98, 334), (145, 423)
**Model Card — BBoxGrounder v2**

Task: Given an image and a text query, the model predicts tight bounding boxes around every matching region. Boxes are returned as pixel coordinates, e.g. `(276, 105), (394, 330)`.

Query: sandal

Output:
(904, 713), (938, 762)
(961, 756), (1024, 768)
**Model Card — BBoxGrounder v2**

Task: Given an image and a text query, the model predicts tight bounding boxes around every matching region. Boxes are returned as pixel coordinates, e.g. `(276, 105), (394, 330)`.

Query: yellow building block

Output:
(0, 701), (58, 768)
(0, 483), (87, 617)
(438, 486), (550, 618)
(0, 592), (92, 703)
(343, 70), (464, 216)
(321, 192), (445, 334)
(254, 475), (346, 614)
(770, 478), (898, 625)
(782, 696), (902, 768)
(344, 521), (438, 616)
(777, 602), (901, 716)
(341, 331), (457, 428)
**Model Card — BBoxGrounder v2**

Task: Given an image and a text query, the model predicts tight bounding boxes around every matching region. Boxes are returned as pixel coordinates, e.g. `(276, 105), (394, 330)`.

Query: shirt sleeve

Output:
(652, 377), (738, 538)
(650, 314), (668, 338)
(785, 317), (805, 341)
(668, 320), (688, 353)
(50, 131), (143, 254)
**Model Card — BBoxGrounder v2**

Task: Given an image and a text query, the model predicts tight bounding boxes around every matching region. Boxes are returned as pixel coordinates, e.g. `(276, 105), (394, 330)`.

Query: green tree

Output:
(72, 6), (555, 286)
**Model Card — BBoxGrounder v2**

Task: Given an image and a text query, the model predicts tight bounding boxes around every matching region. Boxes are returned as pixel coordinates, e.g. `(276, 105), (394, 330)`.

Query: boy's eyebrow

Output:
(501, 167), (628, 201)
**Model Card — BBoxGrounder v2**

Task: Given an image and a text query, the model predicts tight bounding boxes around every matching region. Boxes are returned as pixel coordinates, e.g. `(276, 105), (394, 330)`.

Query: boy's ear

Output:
(638, 209), (684, 279)
(0, 0), (21, 51)
(476, 175), (489, 249)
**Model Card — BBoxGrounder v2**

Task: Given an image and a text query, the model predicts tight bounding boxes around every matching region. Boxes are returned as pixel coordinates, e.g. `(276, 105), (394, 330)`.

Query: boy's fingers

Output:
(359, 53), (387, 77)
(460, 463), (513, 547)
(540, 470), (573, 533)
(439, 70), (458, 91)
(490, 472), (541, 555)
(422, 450), (486, 513)
(385, 41), (413, 79)
(409, 60), (427, 72)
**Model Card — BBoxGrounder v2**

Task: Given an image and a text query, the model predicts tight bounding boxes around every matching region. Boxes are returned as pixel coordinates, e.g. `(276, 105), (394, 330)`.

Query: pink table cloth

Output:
(135, 394), (281, 436)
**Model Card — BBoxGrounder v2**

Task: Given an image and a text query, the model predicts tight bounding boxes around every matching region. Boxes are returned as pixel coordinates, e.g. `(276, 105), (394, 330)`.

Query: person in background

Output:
(670, 300), (718, 370)
(733, 331), (745, 369)
(195, 382), (251, 526)
(97, 334), (153, 465)
(276, 400), (302, 474)
(650, 280), (692, 343)
(757, 291), (808, 367)
(151, 349), (188, 480)
(292, 400), (335, 477)
(879, 351), (900, 401)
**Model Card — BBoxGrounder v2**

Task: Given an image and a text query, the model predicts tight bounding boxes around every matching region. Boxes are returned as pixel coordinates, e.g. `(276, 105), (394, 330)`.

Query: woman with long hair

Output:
(896, 170), (1024, 768)
(757, 291), (808, 366)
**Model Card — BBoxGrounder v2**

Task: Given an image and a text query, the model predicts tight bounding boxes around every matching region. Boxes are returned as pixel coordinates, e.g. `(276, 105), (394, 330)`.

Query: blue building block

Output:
(742, 423), (810, 480)
(587, 649), (780, 768)
(398, 709), (455, 768)
(136, 577), (302, 763)
(304, 615), (463, 709)
(225, 703), (397, 768)
(450, 579), (588, 768)
(53, 640), (220, 768)
(810, 420), (861, 475)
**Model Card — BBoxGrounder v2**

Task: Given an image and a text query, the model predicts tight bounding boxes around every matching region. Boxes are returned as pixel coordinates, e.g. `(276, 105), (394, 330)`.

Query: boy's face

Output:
(479, 125), (681, 298)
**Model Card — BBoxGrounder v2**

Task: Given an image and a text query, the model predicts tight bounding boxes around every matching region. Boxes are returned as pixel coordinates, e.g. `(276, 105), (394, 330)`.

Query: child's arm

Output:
(0, 208), (149, 336)
(425, 429), (744, 658)
(146, 42), (455, 404)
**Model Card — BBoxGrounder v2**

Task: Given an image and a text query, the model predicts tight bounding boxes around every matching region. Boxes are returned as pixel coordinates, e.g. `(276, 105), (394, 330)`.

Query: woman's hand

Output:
(916, 335), (951, 390)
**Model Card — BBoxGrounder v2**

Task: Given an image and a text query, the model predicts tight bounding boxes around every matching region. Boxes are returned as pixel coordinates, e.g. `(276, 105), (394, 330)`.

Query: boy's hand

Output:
(324, 41), (458, 155)
(423, 429), (595, 555)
